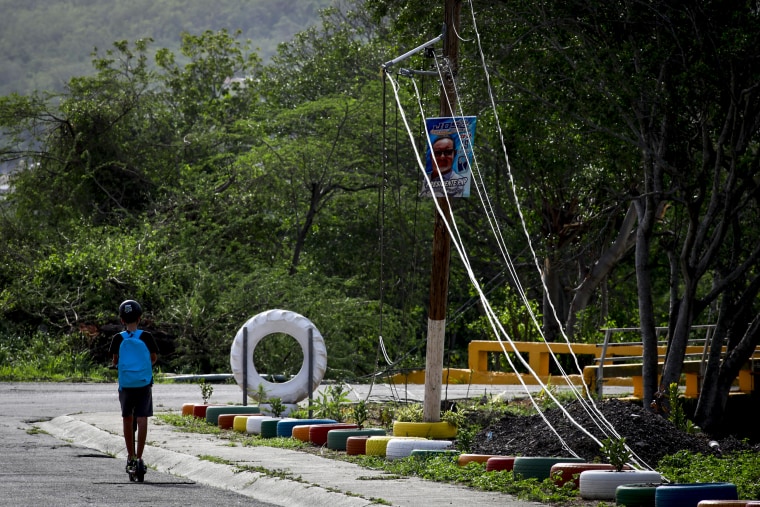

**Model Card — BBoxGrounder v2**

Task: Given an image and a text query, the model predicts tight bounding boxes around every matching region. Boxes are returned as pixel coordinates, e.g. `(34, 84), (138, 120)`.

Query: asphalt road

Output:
(0, 382), (275, 507)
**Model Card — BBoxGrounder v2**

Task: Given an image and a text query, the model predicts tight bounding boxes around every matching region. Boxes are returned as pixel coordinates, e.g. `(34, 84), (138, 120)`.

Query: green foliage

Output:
(266, 397), (287, 418)
(311, 384), (351, 421)
(666, 383), (699, 434)
(251, 384), (269, 405)
(198, 378), (214, 404)
(348, 454), (579, 504)
(350, 399), (368, 428)
(658, 450), (760, 500)
(393, 403), (423, 423)
(0, 331), (106, 381)
(155, 413), (221, 435)
(600, 437), (631, 472)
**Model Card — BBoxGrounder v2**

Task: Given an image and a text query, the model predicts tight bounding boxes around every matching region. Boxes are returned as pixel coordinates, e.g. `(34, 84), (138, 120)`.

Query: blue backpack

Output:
(118, 330), (153, 388)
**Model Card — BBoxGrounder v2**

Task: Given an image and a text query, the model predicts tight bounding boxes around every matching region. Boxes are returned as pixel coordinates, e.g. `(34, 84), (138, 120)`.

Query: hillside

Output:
(0, 0), (333, 96)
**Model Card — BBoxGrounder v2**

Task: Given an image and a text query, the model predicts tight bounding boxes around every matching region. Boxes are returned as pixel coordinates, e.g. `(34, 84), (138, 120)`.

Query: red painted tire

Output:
(192, 404), (222, 419)
(486, 456), (516, 472)
(217, 414), (237, 430)
(309, 423), (358, 446)
(346, 436), (370, 456)
(458, 454), (498, 466)
(550, 462), (630, 488)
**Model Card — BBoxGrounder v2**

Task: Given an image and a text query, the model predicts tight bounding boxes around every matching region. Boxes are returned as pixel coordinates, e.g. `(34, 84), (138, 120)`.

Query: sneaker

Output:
(136, 459), (147, 474)
(126, 458), (137, 474)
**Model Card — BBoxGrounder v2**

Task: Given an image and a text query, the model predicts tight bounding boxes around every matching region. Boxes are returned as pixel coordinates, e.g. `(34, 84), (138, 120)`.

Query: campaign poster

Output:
(420, 116), (476, 198)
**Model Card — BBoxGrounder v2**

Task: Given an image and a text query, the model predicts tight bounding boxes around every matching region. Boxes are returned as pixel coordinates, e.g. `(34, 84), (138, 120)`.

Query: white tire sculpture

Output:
(230, 309), (327, 404)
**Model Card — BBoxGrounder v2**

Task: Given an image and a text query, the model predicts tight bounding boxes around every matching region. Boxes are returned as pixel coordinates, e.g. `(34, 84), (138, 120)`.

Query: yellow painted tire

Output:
(365, 436), (424, 457)
(181, 403), (195, 416)
(392, 421), (457, 439)
(233, 415), (260, 432)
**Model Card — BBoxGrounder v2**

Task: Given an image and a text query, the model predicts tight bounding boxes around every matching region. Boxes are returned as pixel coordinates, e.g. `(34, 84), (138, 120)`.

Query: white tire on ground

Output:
(230, 309), (327, 404)
(579, 470), (662, 500)
(246, 416), (281, 435)
(385, 439), (453, 460)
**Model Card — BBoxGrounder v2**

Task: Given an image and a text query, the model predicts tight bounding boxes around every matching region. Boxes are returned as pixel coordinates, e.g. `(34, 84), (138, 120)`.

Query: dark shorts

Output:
(118, 385), (153, 418)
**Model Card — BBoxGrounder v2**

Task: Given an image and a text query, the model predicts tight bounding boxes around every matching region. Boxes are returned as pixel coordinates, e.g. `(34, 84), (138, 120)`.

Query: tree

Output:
(368, 0), (760, 429)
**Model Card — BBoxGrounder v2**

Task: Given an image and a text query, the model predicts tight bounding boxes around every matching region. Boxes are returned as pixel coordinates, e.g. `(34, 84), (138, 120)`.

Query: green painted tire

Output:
(513, 456), (585, 481)
(205, 405), (260, 426)
(325, 428), (387, 451)
(615, 482), (661, 507)
(260, 417), (290, 439)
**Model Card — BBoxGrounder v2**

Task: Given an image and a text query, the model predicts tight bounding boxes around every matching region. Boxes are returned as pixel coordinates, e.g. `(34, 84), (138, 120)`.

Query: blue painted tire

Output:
(276, 418), (336, 438)
(654, 483), (738, 507)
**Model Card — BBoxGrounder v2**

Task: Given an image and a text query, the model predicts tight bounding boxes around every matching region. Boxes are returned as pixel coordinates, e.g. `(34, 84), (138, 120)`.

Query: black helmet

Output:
(118, 299), (143, 323)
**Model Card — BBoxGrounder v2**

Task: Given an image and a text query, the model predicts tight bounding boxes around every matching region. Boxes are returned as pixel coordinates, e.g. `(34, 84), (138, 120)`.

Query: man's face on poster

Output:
(431, 137), (455, 177)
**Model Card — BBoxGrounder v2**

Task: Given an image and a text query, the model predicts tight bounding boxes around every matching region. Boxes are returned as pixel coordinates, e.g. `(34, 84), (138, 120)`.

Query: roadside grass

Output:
(157, 397), (760, 505)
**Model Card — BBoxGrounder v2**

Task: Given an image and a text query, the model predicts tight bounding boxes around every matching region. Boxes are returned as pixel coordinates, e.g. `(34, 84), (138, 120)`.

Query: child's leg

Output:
(122, 415), (136, 458)
(135, 416), (148, 459)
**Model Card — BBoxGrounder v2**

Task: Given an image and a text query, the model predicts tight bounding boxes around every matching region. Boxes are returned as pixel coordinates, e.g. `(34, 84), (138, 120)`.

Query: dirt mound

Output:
(468, 398), (758, 467)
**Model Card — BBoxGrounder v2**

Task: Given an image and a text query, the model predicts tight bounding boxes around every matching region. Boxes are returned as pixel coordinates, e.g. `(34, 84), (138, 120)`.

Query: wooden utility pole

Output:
(423, 0), (461, 423)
